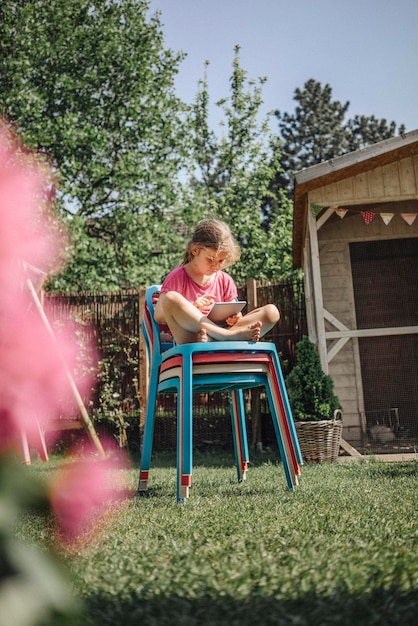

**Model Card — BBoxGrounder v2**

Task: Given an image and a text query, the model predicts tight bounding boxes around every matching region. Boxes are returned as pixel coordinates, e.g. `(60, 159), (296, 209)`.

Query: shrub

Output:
(286, 336), (341, 420)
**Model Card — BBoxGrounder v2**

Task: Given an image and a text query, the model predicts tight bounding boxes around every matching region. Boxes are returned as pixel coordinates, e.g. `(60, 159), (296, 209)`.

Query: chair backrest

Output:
(142, 285), (174, 372)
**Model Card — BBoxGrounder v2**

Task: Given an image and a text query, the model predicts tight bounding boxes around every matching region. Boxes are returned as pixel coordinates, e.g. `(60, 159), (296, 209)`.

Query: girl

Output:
(154, 219), (280, 344)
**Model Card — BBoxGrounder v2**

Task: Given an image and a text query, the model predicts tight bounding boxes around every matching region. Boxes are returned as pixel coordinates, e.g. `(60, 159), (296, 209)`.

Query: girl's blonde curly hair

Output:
(182, 219), (241, 268)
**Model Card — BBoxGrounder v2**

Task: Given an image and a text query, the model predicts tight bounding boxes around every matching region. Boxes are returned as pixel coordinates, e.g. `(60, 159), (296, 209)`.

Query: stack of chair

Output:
(138, 285), (302, 502)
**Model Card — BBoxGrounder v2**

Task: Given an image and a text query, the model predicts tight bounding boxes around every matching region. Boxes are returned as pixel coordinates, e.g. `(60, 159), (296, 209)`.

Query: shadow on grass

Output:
(137, 482), (291, 501)
(363, 460), (418, 479)
(80, 586), (418, 626)
(131, 448), (284, 469)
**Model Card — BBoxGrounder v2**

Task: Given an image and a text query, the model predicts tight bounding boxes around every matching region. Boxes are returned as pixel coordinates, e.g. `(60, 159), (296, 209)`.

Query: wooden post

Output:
(307, 208), (328, 373)
(247, 278), (262, 450)
(246, 277), (257, 313)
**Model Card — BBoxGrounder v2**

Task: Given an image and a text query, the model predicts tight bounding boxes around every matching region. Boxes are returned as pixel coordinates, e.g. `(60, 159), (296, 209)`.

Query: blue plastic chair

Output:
(138, 285), (302, 502)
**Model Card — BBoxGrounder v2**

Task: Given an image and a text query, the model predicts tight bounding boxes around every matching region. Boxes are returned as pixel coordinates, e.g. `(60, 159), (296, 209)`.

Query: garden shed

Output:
(293, 130), (418, 450)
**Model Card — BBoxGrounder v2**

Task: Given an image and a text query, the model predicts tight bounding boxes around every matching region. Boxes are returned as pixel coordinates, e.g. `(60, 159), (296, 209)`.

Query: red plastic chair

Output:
(138, 285), (302, 502)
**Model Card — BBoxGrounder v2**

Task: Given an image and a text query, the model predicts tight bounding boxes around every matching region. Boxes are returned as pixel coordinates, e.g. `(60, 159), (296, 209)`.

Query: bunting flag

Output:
(401, 213), (417, 226)
(318, 206), (418, 226)
(380, 213), (394, 225)
(310, 203), (323, 217)
(335, 208), (348, 219)
(361, 211), (375, 225)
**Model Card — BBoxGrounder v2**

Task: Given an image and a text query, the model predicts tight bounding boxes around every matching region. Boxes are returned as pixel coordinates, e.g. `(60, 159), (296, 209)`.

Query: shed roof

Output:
(292, 129), (418, 267)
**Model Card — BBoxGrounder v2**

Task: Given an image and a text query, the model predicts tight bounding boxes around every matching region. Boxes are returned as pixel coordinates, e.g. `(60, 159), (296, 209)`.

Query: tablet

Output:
(207, 301), (246, 324)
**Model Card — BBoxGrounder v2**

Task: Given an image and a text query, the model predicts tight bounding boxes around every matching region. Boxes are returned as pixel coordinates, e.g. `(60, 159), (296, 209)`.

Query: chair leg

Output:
(138, 371), (159, 494)
(264, 373), (299, 490)
(177, 362), (193, 503)
(267, 360), (302, 474)
(229, 389), (249, 482)
(267, 349), (303, 466)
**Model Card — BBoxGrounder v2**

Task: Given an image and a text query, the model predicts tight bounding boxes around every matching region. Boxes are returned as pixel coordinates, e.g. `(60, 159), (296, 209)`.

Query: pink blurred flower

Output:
(0, 128), (62, 297)
(0, 122), (95, 453)
(0, 122), (125, 554)
(0, 304), (80, 446)
(50, 456), (124, 543)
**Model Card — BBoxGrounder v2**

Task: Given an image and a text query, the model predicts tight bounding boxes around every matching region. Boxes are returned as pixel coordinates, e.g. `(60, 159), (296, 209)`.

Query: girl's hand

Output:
(194, 294), (216, 312)
(225, 311), (243, 327)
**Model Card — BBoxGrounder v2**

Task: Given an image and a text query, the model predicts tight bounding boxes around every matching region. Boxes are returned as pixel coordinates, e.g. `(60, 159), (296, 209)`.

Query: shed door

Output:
(350, 238), (418, 439)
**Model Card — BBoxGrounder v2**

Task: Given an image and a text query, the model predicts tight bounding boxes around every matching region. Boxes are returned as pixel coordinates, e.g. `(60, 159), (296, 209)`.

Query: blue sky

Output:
(148, 0), (418, 133)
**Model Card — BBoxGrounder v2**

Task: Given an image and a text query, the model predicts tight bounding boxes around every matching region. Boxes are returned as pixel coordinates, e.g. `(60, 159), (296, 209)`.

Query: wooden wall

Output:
(309, 155), (418, 206)
(309, 198), (418, 446)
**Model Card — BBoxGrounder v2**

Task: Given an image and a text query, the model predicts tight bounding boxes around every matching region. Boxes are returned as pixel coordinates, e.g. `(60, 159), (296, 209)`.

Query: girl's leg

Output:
(155, 291), (264, 344)
(234, 304), (280, 338)
(155, 291), (203, 344)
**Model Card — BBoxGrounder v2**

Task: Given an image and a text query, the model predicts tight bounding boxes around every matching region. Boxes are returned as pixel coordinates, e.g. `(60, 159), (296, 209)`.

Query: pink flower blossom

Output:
(0, 304), (80, 446)
(0, 131), (62, 297)
(50, 455), (124, 543)
(0, 123), (94, 452)
(0, 122), (128, 551)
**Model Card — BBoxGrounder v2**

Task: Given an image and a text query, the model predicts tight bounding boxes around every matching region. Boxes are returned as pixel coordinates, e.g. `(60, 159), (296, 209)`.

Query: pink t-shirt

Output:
(161, 266), (238, 314)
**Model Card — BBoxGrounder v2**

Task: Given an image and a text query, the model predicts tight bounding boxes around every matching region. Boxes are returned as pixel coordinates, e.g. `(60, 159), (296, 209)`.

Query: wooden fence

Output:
(44, 279), (307, 449)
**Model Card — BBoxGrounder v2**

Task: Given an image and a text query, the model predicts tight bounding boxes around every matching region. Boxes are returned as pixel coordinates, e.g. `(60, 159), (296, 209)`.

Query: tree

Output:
(275, 79), (405, 193)
(345, 114), (405, 152)
(0, 0), (190, 291)
(186, 47), (295, 284)
(276, 79), (350, 184)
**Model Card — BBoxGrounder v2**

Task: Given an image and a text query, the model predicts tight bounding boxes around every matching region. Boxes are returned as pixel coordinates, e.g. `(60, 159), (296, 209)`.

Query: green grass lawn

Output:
(16, 451), (418, 626)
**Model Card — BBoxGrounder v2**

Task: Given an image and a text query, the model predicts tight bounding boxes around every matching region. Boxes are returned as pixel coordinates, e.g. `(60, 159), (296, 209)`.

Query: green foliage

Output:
(0, 0), (190, 292)
(261, 188), (298, 279)
(1, 0), (187, 217)
(346, 114), (405, 152)
(187, 47), (294, 283)
(1, 1), (407, 292)
(286, 336), (341, 421)
(275, 79), (405, 193)
(278, 79), (350, 175)
(91, 345), (141, 448)
(49, 211), (187, 291)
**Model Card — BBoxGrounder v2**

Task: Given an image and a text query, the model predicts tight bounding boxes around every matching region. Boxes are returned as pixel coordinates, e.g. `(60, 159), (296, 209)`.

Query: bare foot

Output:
(227, 321), (261, 342)
(205, 321), (262, 342)
(197, 328), (208, 342)
(243, 321), (261, 342)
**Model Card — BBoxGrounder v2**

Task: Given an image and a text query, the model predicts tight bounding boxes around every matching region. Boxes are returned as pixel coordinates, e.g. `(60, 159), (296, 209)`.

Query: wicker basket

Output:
(295, 411), (343, 463)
